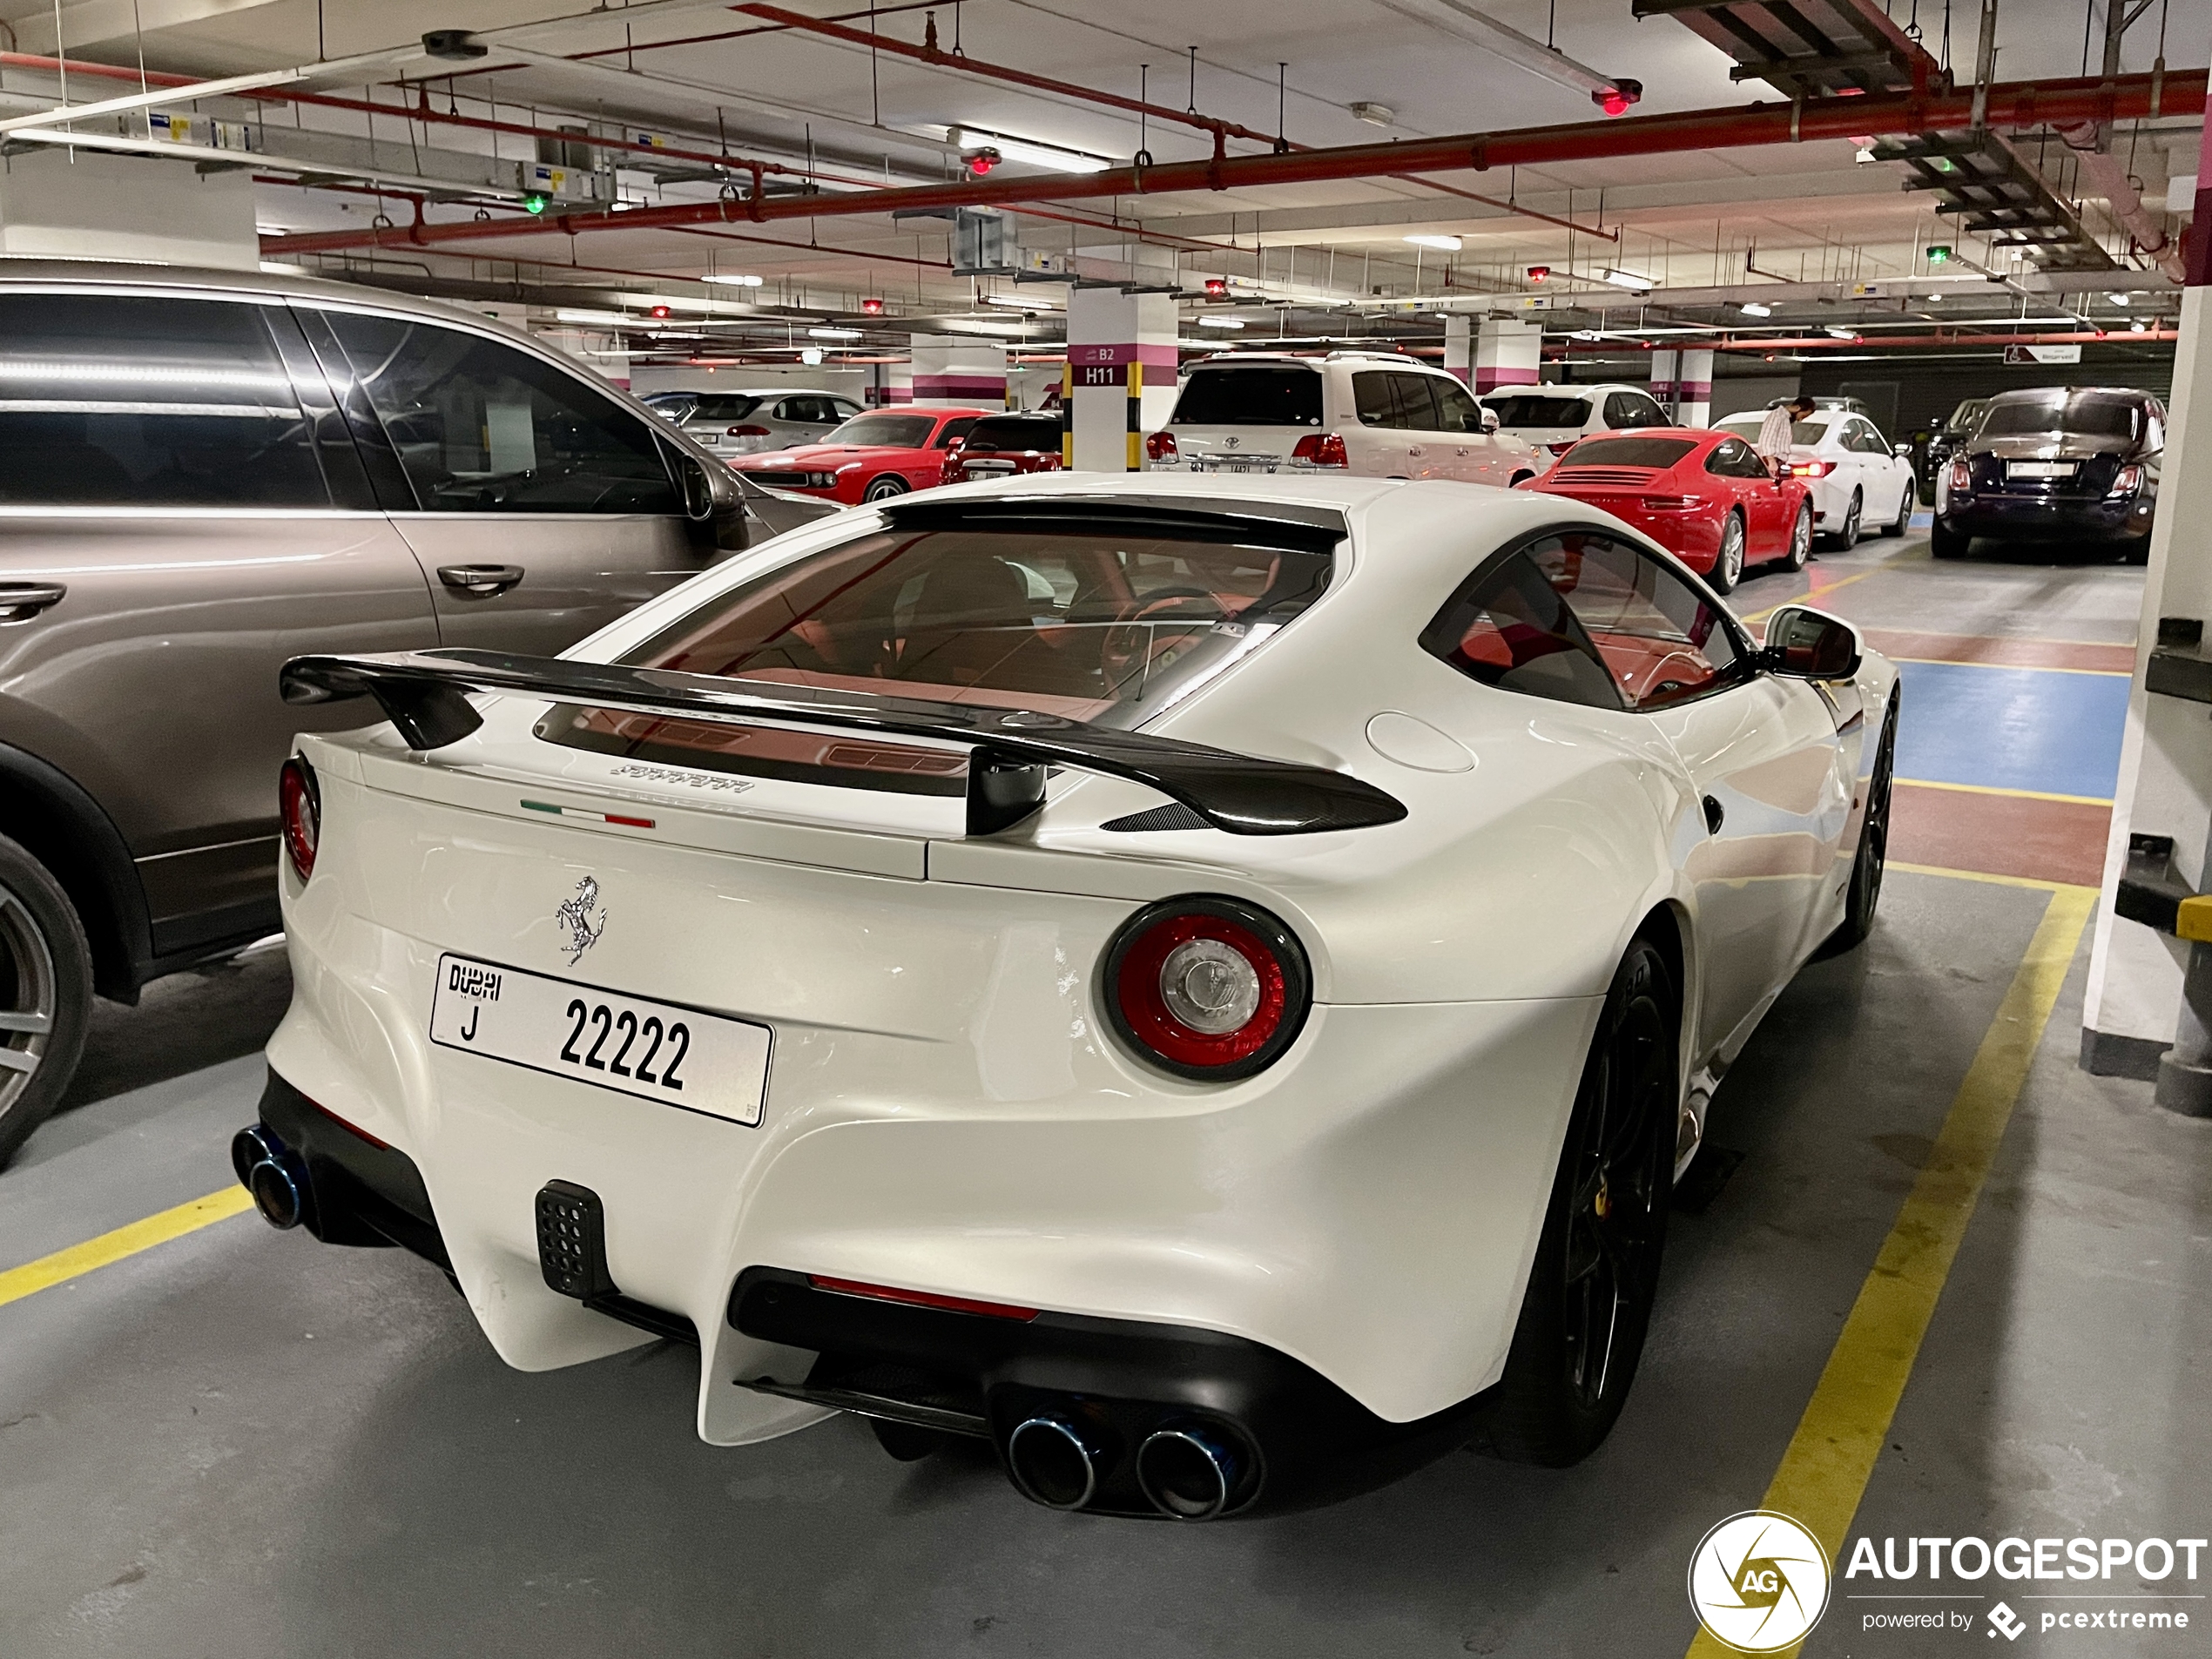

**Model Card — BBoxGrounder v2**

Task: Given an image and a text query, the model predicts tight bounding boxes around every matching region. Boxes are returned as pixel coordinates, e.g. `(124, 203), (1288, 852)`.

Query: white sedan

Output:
(1716, 408), (1917, 546)
(239, 473), (1898, 1520)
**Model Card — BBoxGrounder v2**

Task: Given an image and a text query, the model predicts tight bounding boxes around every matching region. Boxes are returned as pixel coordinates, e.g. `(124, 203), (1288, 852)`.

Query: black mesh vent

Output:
(1102, 803), (1211, 833)
(536, 1181), (610, 1298)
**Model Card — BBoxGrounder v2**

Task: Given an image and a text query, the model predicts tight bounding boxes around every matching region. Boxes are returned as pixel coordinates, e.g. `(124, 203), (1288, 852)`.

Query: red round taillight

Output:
(1103, 897), (1312, 1080)
(280, 756), (320, 883)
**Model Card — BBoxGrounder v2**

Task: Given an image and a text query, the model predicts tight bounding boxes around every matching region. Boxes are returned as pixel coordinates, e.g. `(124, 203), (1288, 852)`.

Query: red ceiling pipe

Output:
(737, 2), (1615, 239)
(263, 66), (2207, 257)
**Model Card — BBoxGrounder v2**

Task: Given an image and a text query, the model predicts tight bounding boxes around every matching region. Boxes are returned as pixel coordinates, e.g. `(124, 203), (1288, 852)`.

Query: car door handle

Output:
(0, 582), (65, 622)
(1406, 445), (1425, 456)
(437, 563), (525, 597)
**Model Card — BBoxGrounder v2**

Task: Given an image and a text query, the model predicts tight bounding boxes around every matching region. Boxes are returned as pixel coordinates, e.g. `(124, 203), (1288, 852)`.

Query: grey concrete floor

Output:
(4, 536), (2208, 1658)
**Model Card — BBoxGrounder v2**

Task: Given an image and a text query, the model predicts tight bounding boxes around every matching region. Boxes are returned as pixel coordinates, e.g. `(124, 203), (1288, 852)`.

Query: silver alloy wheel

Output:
(1786, 502), (1812, 570)
(1717, 514), (1744, 590)
(1839, 491), (1861, 547)
(0, 883), (57, 1116)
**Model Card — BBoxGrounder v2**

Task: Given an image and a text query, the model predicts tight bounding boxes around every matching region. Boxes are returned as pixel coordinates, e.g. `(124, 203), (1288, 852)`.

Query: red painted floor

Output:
(1861, 629), (2134, 674)
(1889, 783), (2111, 887)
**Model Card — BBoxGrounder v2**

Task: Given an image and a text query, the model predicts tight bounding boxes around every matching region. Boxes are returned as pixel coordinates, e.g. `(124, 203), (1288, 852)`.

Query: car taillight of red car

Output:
(1291, 433), (1348, 469)
(1639, 495), (1700, 511)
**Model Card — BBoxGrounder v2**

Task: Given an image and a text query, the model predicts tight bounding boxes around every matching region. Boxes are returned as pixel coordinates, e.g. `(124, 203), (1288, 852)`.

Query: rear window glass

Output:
(963, 416), (1063, 451)
(689, 395), (762, 421)
(1979, 395), (2139, 440)
(1557, 436), (1697, 469)
(536, 520), (1337, 787)
(1482, 395), (1591, 427)
(1718, 417), (1829, 445)
(821, 412), (934, 447)
(1170, 367), (1324, 427)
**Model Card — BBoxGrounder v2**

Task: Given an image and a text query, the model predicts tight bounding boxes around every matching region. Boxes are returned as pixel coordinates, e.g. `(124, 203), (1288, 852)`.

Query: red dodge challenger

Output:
(1518, 429), (1812, 594)
(729, 406), (991, 504)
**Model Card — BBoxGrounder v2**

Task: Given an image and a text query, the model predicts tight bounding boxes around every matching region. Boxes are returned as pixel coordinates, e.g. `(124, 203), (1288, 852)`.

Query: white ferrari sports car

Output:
(239, 472), (1897, 1520)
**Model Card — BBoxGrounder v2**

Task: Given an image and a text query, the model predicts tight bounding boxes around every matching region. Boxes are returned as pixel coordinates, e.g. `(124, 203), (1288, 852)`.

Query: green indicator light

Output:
(523, 192), (549, 215)
(1926, 244), (1952, 263)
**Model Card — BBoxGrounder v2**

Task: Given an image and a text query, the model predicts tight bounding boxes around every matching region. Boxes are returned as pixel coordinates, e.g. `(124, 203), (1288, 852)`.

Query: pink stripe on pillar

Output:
(1473, 367), (1540, 393)
(1679, 381), (1712, 400)
(1068, 342), (1181, 370)
(914, 374), (1006, 395)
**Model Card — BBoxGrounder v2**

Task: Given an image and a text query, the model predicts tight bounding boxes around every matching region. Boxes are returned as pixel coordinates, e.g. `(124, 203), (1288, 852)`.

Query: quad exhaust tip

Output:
(1005, 1414), (1110, 1511)
(231, 1124), (308, 1231)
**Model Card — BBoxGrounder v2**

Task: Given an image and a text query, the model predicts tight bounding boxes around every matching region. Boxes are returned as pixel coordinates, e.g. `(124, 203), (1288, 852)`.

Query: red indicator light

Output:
(808, 1274), (1039, 1321)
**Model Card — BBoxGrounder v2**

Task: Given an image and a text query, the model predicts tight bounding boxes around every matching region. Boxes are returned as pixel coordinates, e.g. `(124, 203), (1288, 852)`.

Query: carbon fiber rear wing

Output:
(279, 649), (1407, 838)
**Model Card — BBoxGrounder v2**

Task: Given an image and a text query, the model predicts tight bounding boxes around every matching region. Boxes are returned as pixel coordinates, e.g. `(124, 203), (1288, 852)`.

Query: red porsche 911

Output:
(729, 406), (991, 504)
(1519, 429), (1812, 594)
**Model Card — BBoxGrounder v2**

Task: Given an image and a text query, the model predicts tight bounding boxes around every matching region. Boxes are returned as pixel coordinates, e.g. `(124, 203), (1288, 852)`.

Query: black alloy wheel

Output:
(1778, 500), (1813, 572)
(1831, 692), (1898, 950)
(0, 833), (92, 1168)
(1710, 512), (1744, 594)
(1476, 937), (1677, 1466)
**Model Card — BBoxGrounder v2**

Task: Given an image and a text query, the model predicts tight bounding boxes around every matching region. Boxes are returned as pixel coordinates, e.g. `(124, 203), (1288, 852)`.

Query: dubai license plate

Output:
(2006, 460), (2076, 479)
(429, 954), (771, 1126)
(1198, 458), (1278, 473)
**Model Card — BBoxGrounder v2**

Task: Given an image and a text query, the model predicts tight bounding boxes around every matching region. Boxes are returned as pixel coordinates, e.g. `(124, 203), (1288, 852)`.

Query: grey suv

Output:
(0, 260), (829, 1161)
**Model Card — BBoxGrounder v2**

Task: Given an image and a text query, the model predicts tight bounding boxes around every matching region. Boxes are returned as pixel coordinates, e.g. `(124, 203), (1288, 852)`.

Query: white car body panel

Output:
(1153, 355), (1548, 488)
(1480, 381), (1674, 457)
(266, 473), (1897, 1444)
(1716, 411), (1917, 536)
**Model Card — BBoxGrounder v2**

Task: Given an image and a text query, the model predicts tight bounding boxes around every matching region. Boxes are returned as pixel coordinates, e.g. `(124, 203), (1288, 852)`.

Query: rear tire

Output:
(1883, 482), (1913, 537)
(863, 475), (910, 502)
(0, 833), (93, 1169)
(1830, 693), (1897, 952)
(1709, 512), (1744, 594)
(1777, 500), (1813, 572)
(1475, 937), (1676, 1467)
(1929, 522), (1970, 559)
(1830, 490), (1862, 550)
(2121, 533), (2152, 566)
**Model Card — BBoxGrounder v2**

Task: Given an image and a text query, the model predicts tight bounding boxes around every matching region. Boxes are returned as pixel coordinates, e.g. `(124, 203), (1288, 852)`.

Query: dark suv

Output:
(0, 260), (829, 1162)
(1932, 386), (2161, 561)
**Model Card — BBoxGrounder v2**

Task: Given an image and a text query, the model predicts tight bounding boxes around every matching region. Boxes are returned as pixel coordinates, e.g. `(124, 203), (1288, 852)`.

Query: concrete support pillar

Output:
(1649, 350), (1679, 413)
(908, 334), (1006, 407)
(1472, 317), (1542, 395)
(2082, 97), (2212, 1099)
(0, 150), (256, 267)
(1067, 288), (1178, 472)
(1676, 348), (1716, 427)
(1443, 315), (1473, 385)
(884, 362), (914, 405)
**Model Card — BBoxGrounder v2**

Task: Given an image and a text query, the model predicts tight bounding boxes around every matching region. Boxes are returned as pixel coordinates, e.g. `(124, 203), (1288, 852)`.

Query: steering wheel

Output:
(1100, 587), (1220, 682)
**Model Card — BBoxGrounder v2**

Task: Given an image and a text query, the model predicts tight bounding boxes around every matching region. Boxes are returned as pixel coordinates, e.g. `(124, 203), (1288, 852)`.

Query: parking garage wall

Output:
(1797, 353), (2176, 437)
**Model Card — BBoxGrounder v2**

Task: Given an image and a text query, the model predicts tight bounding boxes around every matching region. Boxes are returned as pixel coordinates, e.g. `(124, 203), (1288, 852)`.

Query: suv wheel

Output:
(0, 833), (92, 1167)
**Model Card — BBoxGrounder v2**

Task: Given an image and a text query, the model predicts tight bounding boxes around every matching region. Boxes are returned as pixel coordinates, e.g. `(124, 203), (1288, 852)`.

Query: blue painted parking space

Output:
(1892, 659), (2129, 800)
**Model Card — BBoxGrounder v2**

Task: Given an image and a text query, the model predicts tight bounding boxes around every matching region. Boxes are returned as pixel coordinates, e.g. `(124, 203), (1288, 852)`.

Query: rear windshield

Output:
(642, 394), (695, 421)
(1170, 367), (1324, 427)
(1718, 417), (1830, 445)
(536, 520), (1337, 788)
(962, 415), (1063, 452)
(1557, 436), (1698, 469)
(820, 412), (935, 447)
(687, 394), (763, 421)
(1978, 395), (2139, 440)
(1482, 395), (1592, 427)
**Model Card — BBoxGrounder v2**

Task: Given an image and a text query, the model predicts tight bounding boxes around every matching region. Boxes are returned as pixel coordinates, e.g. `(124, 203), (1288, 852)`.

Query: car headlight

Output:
(804, 471), (838, 488)
(1103, 896), (1312, 1080)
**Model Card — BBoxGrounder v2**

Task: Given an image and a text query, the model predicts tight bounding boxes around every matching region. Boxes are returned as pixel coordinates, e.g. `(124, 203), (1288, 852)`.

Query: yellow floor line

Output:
(1889, 860), (2100, 896)
(1684, 884), (2095, 1658)
(0, 1185), (253, 1312)
(1738, 563), (1885, 626)
(1895, 777), (2115, 806)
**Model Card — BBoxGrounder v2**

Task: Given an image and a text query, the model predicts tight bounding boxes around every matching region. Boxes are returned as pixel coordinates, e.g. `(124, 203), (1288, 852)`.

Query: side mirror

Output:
(674, 451), (754, 551)
(1758, 605), (1862, 681)
(1480, 408), (1501, 434)
(1893, 442), (1912, 457)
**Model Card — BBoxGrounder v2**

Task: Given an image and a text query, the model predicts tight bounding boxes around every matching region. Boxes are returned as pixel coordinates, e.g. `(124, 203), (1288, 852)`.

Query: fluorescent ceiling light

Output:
(1739, 301), (1772, 317)
(703, 273), (765, 287)
(799, 346), (826, 364)
(1197, 316), (1246, 328)
(2130, 320), (2148, 333)
(807, 327), (862, 340)
(1351, 102), (1393, 126)
(554, 308), (628, 325)
(1569, 328), (1603, 341)
(983, 292), (1059, 311)
(2114, 292), (2134, 306)
(958, 320), (1029, 334)
(258, 260), (300, 275)
(1825, 326), (1857, 339)
(952, 126), (1109, 174)
(1405, 234), (1464, 251)
(1601, 267), (1654, 292)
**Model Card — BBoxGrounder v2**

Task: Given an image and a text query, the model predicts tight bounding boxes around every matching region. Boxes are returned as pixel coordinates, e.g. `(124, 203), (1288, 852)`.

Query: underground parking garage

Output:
(3, 0), (2212, 1653)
